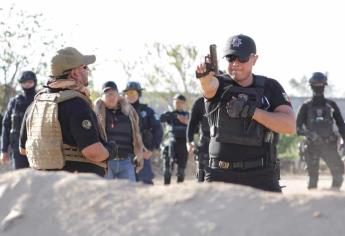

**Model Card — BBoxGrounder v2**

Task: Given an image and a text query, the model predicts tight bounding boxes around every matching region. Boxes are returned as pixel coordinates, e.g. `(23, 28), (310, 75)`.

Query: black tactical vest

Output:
(105, 108), (133, 156)
(170, 111), (188, 140)
(212, 75), (267, 146)
(305, 102), (334, 138)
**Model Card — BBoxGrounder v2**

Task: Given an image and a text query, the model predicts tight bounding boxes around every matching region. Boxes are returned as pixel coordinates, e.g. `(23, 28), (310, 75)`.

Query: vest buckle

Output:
(218, 161), (230, 169)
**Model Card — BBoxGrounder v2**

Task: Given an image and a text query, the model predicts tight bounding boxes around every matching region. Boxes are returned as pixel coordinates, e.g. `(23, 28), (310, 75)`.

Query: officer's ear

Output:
(252, 55), (258, 66)
(69, 68), (79, 80)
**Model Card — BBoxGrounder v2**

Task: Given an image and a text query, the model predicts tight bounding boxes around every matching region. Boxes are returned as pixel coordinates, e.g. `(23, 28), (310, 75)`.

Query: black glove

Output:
(104, 140), (118, 160)
(226, 96), (256, 118)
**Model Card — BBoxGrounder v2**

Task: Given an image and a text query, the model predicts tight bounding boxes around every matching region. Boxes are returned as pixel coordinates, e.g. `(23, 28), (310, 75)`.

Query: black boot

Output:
(196, 169), (205, 182)
(164, 174), (171, 185)
(177, 175), (184, 183)
(177, 168), (185, 183)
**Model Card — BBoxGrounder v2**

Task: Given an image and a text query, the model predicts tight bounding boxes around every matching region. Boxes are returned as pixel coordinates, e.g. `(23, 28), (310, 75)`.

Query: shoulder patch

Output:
(82, 120), (92, 130)
(140, 110), (147, 118)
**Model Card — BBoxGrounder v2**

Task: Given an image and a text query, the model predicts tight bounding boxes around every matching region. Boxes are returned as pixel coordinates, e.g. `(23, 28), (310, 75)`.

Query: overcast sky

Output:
(3, 0), (345, 97)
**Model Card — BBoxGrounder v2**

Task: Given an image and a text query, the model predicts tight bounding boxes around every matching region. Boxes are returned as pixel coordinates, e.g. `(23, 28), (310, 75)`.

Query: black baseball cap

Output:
(173, 94), (186, 101)
(102, 81), (118, 93)
(223, 34), (256, 60)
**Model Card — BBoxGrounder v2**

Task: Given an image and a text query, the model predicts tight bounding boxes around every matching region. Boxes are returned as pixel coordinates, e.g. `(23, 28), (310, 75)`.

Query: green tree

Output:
(289, 72), (335, 97)
(142, 43), (200, 107)
(289, 75), (310, 97)
(0, 5), (64, 112)
(114, 43), (201, 110)
(113, 49), (142, 84)
(277, 134), (302, 160)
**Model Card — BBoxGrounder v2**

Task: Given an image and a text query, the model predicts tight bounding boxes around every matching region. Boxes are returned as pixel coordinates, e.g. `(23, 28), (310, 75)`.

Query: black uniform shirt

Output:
(132, 101), (163, 150)
(160, 110), (189, 142)
(187, 97), (210, 143)
(2, 93), (35, 152)
(297, 96), (345, 140)
(206, 74), (291, 162)
(20, 96), (105, 175)
(20, 97), (101, 150)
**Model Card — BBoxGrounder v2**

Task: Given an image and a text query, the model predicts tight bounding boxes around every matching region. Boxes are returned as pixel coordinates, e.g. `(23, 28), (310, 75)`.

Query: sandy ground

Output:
(1, 167), (345, 236)
(281, 174), (345, 194)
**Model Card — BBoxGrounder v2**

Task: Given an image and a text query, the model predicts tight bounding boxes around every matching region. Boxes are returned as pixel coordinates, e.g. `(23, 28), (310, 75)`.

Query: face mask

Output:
(311, 86), (325, 96)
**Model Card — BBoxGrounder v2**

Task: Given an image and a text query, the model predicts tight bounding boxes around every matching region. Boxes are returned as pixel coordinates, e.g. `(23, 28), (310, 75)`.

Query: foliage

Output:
(114, 43), (201, 110)
(289, 72), (335, 97)
(277, 134), (303, 160)
(143, 43), (200, 102)
(289, 75), (310, 97)
(0, 4), (64, 112)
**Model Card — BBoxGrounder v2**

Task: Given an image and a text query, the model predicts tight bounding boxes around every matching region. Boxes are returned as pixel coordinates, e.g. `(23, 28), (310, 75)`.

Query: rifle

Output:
(196, 44), (219, 79)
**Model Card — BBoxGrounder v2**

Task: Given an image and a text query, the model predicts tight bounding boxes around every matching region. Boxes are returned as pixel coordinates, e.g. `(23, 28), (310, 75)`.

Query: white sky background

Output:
(3, 0), (345, 97)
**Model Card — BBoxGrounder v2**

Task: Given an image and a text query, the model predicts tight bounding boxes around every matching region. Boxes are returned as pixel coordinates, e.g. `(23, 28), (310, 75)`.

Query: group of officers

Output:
(1, 34), (344, 192)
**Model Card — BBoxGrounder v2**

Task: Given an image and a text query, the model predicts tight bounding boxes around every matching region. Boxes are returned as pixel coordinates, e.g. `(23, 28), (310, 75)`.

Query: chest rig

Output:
(211, 75), (267, 146)
(306, 101), (335, 138)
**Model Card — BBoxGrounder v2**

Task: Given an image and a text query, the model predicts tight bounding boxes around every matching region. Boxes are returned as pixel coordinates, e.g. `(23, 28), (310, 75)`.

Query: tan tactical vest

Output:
(25, 90), (106, 170)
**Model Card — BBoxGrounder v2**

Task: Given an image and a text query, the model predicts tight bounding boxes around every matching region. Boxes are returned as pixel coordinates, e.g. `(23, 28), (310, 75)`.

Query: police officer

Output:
(195, 34), (296, 192)
(296, 72), (345, 190)
(123, 81), (163, 185)
(160, 94), (189, 184)
(1, 71), (37, 169)
(19, 47), (117, 176)
(187, 96), (210, 182)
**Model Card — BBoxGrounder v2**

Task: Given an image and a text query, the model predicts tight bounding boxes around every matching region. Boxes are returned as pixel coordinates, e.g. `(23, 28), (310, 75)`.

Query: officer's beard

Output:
(311, 86), (325, 97)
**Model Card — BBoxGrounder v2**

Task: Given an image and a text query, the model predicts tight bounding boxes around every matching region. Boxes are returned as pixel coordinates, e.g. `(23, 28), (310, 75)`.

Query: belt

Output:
(210, 158), (265, 170)
(113, 155), (130, 161)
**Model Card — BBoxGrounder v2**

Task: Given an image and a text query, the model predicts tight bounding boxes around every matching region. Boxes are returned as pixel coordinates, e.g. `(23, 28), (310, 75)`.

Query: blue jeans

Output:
(137, 159), (154, 184)
(106, 159), (136, 182)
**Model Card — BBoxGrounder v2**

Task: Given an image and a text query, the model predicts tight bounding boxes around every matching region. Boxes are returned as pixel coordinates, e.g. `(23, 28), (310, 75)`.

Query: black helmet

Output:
(309, 72), (327, 86)
(123, 81), (143, 96)
(18, 71), (37, 83)
(173, 94), (186, 101)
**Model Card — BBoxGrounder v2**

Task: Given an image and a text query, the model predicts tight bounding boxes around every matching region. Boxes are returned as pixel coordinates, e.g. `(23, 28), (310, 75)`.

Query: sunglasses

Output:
(125, 90), (138, 96)
(104, 91), (118, 97)
(225, 55), (250, 63)
(82, 65), (89, 70)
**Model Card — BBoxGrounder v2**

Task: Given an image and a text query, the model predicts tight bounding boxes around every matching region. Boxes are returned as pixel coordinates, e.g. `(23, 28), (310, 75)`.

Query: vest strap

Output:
(63, 144), (107, 169)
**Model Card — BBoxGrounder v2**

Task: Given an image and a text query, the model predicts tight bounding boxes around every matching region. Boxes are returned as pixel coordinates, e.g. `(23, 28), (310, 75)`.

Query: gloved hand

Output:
(226, 96), (256, 118)
(104, 140), (118, 160)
